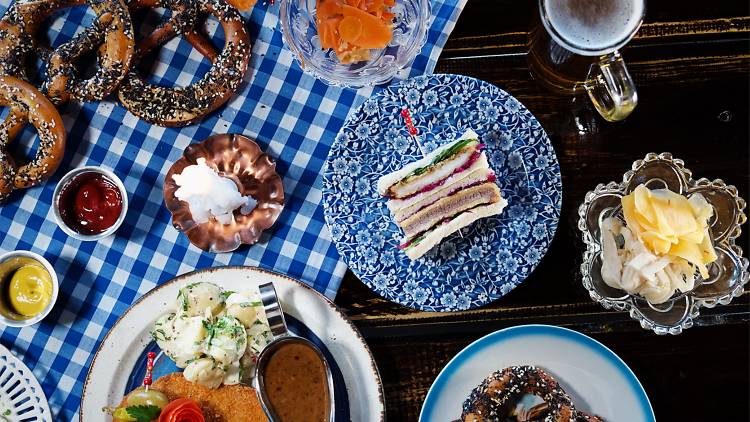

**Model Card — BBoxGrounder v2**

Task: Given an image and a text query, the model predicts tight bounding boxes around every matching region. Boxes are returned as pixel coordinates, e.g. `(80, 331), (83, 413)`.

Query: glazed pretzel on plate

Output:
(462, 366), (605, 422)
(118, 0), (251, 127)
(0, 76), (66, 202)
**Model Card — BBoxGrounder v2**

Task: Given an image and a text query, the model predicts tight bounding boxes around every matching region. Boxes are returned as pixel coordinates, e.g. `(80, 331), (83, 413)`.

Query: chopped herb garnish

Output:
(178, 291), (189, 312)
(151, 328), (169, 342)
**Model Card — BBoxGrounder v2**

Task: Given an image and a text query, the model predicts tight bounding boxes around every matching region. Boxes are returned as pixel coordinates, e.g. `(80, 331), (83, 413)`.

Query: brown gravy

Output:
(264, 342), (330, 422)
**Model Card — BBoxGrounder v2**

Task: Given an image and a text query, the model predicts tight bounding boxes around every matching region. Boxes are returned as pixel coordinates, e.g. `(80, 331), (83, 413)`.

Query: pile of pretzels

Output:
(0, 0), (254, 202)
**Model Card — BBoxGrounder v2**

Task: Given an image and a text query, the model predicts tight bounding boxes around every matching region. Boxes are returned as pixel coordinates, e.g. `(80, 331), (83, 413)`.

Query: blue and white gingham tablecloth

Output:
(0, 0), (466, 419)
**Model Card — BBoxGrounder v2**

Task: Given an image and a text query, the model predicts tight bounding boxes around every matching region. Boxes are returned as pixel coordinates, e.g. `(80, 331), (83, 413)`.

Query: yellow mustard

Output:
(0, 257), (53, 318)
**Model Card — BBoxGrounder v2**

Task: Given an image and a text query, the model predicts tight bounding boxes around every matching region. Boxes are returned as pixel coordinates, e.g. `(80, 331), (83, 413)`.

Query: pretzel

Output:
(0, 0), (135, 104)
(28, 0), (136, 104)
(118, 0), (251, 127)
(0, 76), (66, 202)
(0, 6), (37, 80)
(462, 366), (605, 422)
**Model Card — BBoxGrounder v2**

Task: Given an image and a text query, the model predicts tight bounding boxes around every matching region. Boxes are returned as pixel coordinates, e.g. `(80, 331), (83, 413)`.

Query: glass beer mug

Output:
(528, 0), (645, 122)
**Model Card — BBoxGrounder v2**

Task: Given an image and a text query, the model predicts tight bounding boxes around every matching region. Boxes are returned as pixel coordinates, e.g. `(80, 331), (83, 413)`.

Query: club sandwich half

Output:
(377, 129), (507, 259)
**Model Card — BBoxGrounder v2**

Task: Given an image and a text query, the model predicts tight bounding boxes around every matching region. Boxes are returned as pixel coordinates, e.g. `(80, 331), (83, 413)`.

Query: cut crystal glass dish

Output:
(280, 0), (431, 88)
(578, 152), (748, 335)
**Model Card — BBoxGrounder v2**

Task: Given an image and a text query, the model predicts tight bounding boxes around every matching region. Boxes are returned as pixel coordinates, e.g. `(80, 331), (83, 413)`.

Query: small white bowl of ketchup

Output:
(0, 250), (59, 327)
(52, 166), (128, 241)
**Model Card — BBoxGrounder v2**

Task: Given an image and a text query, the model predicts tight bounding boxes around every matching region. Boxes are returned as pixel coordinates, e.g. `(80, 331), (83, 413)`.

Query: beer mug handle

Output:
(584, 51), (638, 122)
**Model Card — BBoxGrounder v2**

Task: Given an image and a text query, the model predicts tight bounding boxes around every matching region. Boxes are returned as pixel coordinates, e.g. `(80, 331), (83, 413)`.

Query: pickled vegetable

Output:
(316, 0), (395, 64)
(126, 388), (170, 409)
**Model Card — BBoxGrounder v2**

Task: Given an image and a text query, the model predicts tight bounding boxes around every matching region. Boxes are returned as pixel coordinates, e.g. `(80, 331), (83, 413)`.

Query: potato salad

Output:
(151, 282), (273, 388)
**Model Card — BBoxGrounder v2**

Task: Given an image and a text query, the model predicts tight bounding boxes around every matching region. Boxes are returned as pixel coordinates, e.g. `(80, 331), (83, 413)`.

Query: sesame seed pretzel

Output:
(0, 0), (133, 201)
(0, 76), (66, 202)
(462, 366), (606, 422)
(0, 5), (37, 81)
(1, 0), (135, 104)
(117, 0), (250, 127)
(23, 0), (136, 105)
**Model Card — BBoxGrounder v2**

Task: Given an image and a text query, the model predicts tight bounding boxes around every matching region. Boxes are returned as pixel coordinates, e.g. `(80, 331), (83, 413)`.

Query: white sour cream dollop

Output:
(172, 158), (257, 224)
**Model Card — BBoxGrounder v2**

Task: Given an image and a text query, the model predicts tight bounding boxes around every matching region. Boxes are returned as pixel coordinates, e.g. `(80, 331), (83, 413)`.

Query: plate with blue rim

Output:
(420, 325), (655, 422)
(322, 74), (562, 311)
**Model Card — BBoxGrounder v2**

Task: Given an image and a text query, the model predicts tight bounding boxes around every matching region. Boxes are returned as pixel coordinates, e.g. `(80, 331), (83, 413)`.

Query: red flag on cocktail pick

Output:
(143, 351), (156, 390)
(401, 109), (418, 136)
(401, 108), (425, 155)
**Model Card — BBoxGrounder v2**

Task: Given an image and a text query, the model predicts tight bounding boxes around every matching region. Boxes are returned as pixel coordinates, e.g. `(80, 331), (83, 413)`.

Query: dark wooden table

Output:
(333, 1), (750, 420)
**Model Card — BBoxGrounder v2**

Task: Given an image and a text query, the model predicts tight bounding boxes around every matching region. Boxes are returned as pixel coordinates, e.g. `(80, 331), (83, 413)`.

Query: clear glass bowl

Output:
(279, 0), (431, 88)
(578, 153), (748, 335)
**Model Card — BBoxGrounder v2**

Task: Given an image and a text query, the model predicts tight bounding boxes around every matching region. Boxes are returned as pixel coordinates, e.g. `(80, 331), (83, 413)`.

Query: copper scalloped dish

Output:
(164, 134), (285, 253)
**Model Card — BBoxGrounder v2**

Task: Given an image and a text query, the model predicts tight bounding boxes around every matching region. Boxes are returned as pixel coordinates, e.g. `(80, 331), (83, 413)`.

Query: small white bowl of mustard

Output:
(0, 250), (58, 327)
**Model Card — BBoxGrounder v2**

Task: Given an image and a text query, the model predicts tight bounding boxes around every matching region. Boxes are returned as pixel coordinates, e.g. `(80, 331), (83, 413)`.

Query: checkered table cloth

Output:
(0, 0), (465, 419)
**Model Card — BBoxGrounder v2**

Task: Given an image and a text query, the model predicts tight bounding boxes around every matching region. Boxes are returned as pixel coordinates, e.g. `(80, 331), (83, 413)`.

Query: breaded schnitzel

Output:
(117, 373), (268, 422)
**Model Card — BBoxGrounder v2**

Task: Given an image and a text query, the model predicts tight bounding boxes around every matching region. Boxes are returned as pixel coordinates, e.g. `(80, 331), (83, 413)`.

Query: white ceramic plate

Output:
(0, 343), (51, 421)
(80, 266), (384, 421)
(420, 325), (655, 422)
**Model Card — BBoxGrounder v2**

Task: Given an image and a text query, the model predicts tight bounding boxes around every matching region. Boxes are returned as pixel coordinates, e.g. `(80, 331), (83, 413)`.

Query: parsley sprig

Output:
(126, 404), (161, 422)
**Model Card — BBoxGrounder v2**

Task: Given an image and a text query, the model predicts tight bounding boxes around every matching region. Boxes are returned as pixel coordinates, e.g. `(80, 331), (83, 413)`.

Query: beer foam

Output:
(543, 0), (644, 56)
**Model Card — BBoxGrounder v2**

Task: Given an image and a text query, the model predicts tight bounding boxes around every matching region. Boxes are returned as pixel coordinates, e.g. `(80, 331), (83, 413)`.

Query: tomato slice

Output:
(158, 398), (205, 422)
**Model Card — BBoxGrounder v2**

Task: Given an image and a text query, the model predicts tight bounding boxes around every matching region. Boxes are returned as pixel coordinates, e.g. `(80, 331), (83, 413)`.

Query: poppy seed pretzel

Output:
(43, 0), (135, 104)
(5, 0), (135, 105)
(461, 366), (605, 422)
(128, 0), (219, 62)
(0, 4), (49, 202)
(0, 5), (37, 80)
(0, 3), (37, 153)
(0, 76), (66, 202)
(118, 0), (250, 127)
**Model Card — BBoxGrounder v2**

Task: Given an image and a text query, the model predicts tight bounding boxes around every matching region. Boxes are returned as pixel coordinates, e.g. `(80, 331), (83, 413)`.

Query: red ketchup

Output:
(58, 172), (123, 235)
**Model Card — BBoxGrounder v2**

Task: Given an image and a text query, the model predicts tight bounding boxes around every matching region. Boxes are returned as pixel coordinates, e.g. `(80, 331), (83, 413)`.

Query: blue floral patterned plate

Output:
(322, 74), (562, 311)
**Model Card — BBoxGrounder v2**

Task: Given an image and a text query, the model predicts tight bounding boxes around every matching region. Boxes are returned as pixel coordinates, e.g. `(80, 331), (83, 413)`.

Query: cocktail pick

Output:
(143, 351), (156, 391)
(401, 108), (426, 156)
